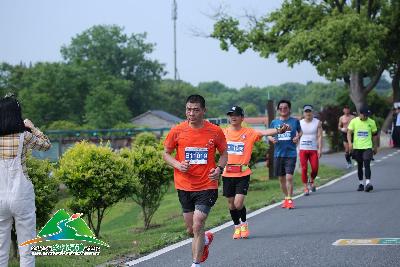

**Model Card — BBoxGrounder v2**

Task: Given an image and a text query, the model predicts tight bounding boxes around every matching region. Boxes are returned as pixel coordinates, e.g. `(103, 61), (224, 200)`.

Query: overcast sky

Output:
(0, 0), (328, 88)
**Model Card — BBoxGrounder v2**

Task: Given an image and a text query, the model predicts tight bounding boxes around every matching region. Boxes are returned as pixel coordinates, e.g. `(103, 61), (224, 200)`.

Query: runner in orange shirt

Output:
(223, 106), (289, 239)
(163, 95), (228, 267)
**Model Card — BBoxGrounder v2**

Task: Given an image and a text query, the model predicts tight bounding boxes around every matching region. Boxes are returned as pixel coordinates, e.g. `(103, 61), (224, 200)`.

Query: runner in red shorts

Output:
(299, 105), (323, 196)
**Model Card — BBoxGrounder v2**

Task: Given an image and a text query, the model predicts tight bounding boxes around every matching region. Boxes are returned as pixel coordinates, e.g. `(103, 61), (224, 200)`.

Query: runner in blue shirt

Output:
(268, 100), (302, 209)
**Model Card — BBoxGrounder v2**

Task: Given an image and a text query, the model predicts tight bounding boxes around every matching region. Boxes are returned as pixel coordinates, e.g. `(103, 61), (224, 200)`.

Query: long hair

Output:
(0, 95), (26, 136)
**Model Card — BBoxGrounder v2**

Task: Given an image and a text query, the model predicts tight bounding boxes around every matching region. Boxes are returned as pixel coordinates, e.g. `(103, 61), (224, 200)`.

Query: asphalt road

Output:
(126, 148), (400, 267)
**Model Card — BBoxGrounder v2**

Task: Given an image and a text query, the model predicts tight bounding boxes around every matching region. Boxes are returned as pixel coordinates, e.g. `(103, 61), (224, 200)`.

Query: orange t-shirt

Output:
(164, 121), (227, 191)
(222, 127), (261, 178)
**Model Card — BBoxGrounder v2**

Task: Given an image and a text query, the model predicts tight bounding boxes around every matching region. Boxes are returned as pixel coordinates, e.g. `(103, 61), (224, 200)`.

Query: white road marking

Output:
(125, 152), (394, 266)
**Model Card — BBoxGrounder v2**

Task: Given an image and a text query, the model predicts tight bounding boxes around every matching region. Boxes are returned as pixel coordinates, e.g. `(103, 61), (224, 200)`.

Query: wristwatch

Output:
(217, 165), (224, 173)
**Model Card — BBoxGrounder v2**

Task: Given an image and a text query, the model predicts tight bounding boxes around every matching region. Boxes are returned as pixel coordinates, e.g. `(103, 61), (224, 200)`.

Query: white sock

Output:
(359, 181), (364, 185)
(366, 179), (370, 185)
(191, 262), (201, 267)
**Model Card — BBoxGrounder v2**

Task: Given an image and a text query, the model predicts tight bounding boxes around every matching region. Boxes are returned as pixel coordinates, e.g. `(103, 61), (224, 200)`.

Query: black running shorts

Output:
(273, 157), (297, 176)
(177, 189), (218, 214)
(222, 175), (250, 198)
(352, 148), (373, 162)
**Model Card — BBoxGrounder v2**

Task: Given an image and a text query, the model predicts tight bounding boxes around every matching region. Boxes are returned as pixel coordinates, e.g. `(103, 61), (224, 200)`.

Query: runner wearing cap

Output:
(338, 105), (355, 168)
(268, 100), (302, 209)
(222, 106), (289, 239)
(163, 95), (228, 267)
(299, 105), (323, 196)
(347, 106), (378, 192)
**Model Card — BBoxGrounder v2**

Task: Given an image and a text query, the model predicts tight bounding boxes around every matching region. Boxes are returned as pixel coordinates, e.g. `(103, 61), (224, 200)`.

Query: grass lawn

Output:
(10, 164), (344, 267)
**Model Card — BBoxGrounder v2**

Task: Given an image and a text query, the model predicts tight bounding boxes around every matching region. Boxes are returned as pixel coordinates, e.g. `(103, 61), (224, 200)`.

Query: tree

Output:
(120, 145), (172, 230)
(242, 103), (259, 116)
(14, 62), (88, 127)
(55, 141), (137, 237)
(319, 105), (343, 152)
(154, 79), (199, 118)
(61, 25), (165, 116)
(84, 79), (132, 128)
(212, 0), (395, 111)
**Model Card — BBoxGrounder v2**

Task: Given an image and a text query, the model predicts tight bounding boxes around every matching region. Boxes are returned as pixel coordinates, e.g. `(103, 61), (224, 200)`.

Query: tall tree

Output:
(212, 0), (394, 111)
(17, 63), (88, 126)
(61, 25), (165, 116)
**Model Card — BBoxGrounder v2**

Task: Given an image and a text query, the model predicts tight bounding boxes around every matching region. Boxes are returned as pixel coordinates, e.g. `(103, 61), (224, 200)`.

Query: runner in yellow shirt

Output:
(347, 106), (378, 192)
(222, 106), (289, 239)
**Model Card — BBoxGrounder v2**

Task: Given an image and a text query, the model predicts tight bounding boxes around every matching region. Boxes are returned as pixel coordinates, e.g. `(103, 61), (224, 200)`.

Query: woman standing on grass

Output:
(0, 95), (51, 267)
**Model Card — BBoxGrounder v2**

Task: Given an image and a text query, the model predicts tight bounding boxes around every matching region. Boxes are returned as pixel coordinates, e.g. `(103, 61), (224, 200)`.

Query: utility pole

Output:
(267, 100), (276, 179)
(172, 0), (178, 81)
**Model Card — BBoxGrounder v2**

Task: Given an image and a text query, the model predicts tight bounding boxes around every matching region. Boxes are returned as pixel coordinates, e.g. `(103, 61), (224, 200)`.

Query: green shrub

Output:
(120, 145), (173, 229)
(55, 141), (137, 237)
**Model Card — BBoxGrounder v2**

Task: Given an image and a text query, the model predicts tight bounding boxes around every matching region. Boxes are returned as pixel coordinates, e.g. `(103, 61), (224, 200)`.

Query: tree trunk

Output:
(392, 64), (400, 103)
(349, 71), (367, 112)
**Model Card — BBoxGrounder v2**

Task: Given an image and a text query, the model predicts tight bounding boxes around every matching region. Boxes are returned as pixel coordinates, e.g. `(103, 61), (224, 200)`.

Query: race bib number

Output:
(227, 141), (244, 155)
(185, 147), (208, 164)
(277, 131), (291, 141)
(300, 140), (314, 148)
(357, 130), (369, 138)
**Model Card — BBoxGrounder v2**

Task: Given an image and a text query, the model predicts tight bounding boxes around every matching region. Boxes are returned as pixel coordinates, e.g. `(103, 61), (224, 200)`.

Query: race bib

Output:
(277, 131), (291, 141)
(357, 130), (369, 138)
(185, 147), (208, 164)
(300, 140), (314, 148)
(227, 141), (244, 155)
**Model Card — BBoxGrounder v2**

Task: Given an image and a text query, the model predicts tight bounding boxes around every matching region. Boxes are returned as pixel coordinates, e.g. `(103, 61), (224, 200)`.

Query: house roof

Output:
(131, 110), (183, 124)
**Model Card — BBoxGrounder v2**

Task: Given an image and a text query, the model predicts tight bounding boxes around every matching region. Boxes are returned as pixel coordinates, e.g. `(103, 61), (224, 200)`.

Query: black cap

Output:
(359, 106), (370, 115)
(227, 106), (244, 116)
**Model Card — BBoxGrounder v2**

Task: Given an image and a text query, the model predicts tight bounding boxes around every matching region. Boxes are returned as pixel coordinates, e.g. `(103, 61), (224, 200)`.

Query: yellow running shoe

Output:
(240, 222), (249, 239)
(233, 225), (241, 239)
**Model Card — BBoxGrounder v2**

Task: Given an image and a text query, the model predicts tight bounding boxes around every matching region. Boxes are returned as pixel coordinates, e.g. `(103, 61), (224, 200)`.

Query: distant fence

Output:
(32, 128), (170, 161)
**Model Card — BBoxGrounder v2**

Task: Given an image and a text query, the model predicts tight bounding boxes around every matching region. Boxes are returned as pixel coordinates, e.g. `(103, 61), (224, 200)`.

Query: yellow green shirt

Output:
(348, 117), (377, 149)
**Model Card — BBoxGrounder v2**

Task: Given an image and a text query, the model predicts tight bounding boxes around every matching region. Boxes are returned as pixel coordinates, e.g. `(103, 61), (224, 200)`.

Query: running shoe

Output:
(200, 232), (214, 262)
(365, 183), (373, 192)
(281, 199), (288, 208)
(286, 199), (295, 209)
(240, 222), (249, 239)
(233, 225), (241, 239)
(310, 183), (316, 192)
(304, 186), (310, 196)
(357, 184), (364, 191)
(346, 163), (353, 169)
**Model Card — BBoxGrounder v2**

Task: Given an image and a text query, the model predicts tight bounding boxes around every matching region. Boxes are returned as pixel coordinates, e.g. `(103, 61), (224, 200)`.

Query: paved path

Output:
(126, 148), (400, 267)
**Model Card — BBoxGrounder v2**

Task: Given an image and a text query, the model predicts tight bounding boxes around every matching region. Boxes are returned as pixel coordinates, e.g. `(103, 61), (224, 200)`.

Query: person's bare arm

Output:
(163, 147), (190, 172)
(347, 129), (353, 151)
(317, 121), (323, 158)
(293, 130), (302, 144)
(372, 131), (379, 154)
(208, 149), (228, 180)
(338, 116), (344, 132)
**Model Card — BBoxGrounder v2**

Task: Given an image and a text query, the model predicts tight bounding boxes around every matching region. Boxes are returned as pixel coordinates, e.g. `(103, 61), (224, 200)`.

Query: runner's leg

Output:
(192, 210), (207, 263)
(299, 150), (308, 185)
(309, 150), (319, 182)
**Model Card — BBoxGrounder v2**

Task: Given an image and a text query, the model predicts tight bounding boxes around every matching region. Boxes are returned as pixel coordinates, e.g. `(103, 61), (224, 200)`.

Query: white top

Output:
(396, 113), (400, 126)
(299, 118), (319, 150)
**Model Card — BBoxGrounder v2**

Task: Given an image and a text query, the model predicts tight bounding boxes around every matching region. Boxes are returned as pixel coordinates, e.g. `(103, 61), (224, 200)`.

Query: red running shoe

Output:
(200, 232), (214, 262)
